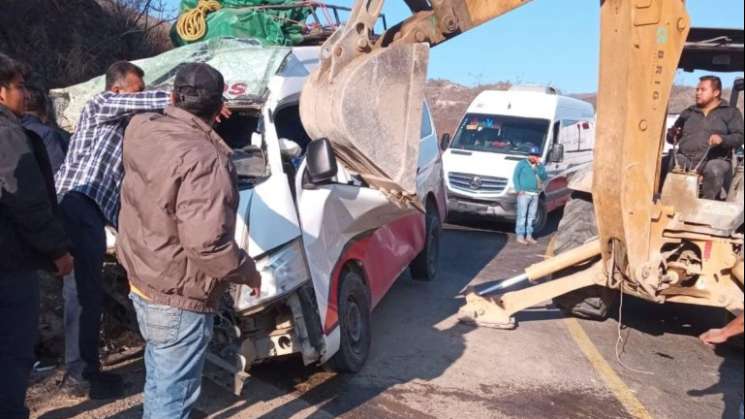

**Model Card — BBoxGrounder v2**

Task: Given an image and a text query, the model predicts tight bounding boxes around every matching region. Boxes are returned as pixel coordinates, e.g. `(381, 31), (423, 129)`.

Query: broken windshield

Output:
(451, 113), (551, 156)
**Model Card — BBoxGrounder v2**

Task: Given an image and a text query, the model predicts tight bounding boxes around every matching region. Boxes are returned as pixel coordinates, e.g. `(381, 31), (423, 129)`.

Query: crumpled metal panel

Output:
(51, 38), (291, 131)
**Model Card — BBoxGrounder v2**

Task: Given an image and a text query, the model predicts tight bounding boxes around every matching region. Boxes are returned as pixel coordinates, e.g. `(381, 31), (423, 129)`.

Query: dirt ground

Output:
(27, 216), (744, 418)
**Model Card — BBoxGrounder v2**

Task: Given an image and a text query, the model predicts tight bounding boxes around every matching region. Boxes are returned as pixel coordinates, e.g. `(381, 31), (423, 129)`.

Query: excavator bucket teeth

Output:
(300, 43), (430, 206)
(457, 289), (517, 330)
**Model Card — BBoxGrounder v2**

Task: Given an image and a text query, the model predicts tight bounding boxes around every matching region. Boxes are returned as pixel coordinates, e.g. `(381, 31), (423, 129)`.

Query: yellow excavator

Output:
(299, 0), (744, 329)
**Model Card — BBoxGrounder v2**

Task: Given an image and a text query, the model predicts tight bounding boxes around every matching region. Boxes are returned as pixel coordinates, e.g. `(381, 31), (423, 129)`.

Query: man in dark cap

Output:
(117, 62), (261, 418)
(513, 146), (547, 245)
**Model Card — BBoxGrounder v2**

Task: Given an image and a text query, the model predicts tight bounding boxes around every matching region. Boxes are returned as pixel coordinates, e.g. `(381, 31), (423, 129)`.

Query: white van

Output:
(56, 38), (447, 394)
(442, 86), (595, 231)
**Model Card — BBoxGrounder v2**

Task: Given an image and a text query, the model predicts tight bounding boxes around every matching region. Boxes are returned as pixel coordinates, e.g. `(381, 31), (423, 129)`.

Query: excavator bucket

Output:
(300, 42), (430, 206)
(299, 0), (431, 207)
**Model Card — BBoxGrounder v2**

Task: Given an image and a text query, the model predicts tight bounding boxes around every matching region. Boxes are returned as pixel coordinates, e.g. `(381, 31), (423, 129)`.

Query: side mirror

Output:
(440, 133), (452, 151)
(306, 138), (338, 185)
(549, 144), (565, 163)
(279, 138), (302, 160)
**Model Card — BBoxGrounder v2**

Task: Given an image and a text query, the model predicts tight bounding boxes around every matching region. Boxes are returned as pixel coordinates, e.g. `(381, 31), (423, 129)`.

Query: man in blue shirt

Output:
(513, 146), (548, 245)
(21, 85), (69, 174)
(55, 61), (170, 399)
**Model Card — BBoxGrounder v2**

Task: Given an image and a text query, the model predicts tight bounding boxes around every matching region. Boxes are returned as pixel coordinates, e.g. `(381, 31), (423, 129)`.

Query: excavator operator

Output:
(666, 75), (744, 200)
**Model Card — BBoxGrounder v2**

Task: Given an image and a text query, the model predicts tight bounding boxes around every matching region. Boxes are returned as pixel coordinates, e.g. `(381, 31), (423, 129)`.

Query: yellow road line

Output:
(564, 318), (653, 419)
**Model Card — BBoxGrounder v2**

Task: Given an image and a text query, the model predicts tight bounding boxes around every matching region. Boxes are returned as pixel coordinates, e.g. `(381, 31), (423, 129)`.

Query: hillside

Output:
(0, 0), (170, 89)
(426, 80), (744, 137)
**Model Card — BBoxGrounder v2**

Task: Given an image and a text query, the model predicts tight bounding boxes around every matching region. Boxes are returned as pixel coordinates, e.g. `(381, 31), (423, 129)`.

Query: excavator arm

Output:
(300, 0), (532, 205)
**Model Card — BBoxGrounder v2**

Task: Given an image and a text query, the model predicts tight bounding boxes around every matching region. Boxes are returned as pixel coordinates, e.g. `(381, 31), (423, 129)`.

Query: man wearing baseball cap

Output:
(513, 146), (548, 245)
(117, 62), (261, 418)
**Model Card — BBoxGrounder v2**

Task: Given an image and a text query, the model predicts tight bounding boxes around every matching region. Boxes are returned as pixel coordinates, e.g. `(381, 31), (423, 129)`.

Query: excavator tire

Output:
(551, 195), (619, 321)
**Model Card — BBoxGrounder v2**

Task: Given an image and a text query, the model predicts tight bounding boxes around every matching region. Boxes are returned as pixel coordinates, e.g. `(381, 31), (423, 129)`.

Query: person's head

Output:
(0, 53), (28, 116)
(105, 61), (145, 94)
(172, 63), (225, 125)
(528, 146), (542, 164)
(25, 84), (49, 121)
(696, 75), (723, 108)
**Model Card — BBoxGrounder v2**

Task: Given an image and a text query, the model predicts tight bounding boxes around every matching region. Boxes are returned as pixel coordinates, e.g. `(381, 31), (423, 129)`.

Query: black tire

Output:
(532, 197), (548, 236)
(551, 196), (618, 320)
(327, 269), (372, 373)
(411, 202), (441, 282)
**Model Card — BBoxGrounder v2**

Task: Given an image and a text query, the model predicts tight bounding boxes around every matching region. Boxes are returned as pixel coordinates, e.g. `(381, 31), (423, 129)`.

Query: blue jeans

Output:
(60, 192), (107, 378)
(516, 192), (540, 238)
(130, 294), (214, 419)
(0, 271), (40, 419)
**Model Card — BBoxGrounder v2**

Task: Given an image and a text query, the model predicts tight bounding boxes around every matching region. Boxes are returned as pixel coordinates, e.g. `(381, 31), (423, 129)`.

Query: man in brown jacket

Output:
(117, 63), (261, 418)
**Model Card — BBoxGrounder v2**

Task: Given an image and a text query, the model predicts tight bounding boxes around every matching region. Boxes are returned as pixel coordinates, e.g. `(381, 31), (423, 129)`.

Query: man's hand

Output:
(667, 126), (683, 144)
(699, 328), (729, 349)
(54, 253), (74, 277)
(248, 271), (262, 297)
(215, 104), (232, 123)
(709, 134), (724, 146)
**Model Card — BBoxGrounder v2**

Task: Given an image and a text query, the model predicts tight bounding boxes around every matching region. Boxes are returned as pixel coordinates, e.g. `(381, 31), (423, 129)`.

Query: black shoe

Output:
(59, 374), (90, 398)
(83, 370), (124, 385)
(83, 371), (125, 400)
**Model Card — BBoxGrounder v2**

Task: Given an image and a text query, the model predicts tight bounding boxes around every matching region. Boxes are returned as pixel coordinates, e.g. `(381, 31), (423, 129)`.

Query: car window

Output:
(421, 104), (433, 139)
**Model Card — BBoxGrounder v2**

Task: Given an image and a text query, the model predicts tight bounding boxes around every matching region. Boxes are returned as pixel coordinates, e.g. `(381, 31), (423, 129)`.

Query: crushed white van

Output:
(442, 86), (595, 231)
(54, 38), (447, 394)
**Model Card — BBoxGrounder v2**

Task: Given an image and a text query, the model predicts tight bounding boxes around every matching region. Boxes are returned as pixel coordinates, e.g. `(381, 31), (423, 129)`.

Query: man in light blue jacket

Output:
(513, 146), (548, 245)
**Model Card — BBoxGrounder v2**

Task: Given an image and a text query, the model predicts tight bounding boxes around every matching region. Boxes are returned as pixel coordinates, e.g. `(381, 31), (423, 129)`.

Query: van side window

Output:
(421, 105), (434, 138)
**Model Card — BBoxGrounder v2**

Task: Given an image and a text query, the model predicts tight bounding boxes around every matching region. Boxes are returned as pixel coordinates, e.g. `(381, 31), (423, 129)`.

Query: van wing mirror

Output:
(440, 133), (452, 151)
(549, 144), (565, 163)
(305, 138), (338, 185)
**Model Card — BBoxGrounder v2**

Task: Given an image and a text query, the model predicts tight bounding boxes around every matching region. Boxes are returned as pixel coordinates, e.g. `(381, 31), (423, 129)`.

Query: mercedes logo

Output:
(470, 176), (482, 189)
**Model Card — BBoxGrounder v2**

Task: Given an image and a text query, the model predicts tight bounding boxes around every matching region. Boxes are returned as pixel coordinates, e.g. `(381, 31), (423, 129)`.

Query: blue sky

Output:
(165, 0), (744, 93)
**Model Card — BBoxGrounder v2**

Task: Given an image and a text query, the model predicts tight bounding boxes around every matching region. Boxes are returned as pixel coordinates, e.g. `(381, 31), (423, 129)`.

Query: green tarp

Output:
(171, 0), (312, 46)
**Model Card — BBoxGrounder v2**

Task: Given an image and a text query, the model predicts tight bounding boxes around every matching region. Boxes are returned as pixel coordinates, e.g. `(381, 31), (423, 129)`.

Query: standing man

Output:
(117, 63), (261, 418)
(667, 75), (744, 200)
(513, 146), (547, 245)
(699, 313), (744, 419)
(1, 53), (74, 419)
(55, 61), (171, 398)
(22, 84), (69, 173)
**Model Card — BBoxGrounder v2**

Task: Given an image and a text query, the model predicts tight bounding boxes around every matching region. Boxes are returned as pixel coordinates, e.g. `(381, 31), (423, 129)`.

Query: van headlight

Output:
(234, 239), (310, 312)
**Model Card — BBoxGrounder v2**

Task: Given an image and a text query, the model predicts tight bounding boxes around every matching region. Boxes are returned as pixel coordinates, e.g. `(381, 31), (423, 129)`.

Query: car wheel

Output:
(411, 202), (441, 282)
(550, 196), (618, 320)
(532, 197), (548, 236)
(327, 268), (371, 373)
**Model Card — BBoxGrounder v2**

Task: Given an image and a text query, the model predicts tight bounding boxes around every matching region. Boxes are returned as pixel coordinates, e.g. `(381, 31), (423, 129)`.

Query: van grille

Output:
(448, 172), (508, 193)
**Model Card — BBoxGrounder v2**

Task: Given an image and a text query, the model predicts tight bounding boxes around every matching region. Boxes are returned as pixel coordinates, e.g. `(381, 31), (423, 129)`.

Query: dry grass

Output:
(0, 0), (172, 90)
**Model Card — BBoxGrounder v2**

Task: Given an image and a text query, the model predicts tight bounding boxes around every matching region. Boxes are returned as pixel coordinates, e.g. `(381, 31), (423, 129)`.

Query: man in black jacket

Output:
(667, 75), (744, 200)
(0, 53), (74, 419)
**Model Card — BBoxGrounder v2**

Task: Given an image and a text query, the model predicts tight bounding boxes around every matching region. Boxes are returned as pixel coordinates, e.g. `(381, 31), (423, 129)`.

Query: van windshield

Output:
(451, 113), (551, 156)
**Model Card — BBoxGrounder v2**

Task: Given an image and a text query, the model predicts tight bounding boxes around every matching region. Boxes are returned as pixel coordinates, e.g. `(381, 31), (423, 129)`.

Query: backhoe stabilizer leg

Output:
(458, 263), (605, 329)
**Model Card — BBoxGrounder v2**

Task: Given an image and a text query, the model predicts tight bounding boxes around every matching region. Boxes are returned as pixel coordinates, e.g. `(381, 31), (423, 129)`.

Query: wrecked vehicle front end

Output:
(53, 37), (423, 395)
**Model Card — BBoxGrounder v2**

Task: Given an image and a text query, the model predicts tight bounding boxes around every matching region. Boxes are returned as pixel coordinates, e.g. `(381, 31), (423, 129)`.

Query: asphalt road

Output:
(30, 215), (744, 418)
